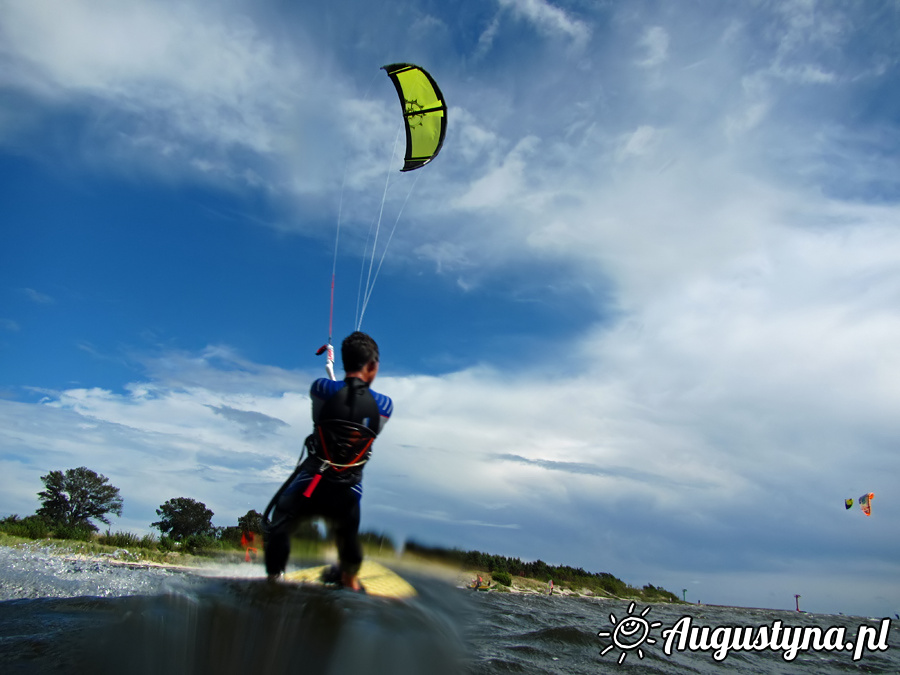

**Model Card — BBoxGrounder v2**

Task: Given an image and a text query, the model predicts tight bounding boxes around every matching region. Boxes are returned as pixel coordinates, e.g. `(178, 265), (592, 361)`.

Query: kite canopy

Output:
(858, 492), (874, 516)
(845, 493), (874, 515)
(382, 63), (447, 171)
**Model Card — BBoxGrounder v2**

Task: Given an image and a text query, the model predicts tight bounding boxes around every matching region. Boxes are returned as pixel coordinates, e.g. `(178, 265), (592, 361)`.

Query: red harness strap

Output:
(302, 420), (376, 497)
(303, 474), (322, 498)
(316, 424), (375, 473)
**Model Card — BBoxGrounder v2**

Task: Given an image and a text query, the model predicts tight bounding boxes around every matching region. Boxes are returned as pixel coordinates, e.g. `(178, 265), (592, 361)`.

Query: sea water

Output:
(1, 545), (897, 674)
(464, 590), (897, 674)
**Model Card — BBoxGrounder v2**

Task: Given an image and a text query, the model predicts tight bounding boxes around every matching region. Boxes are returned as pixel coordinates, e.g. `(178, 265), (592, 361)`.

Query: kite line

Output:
(318, 63), (447, 379)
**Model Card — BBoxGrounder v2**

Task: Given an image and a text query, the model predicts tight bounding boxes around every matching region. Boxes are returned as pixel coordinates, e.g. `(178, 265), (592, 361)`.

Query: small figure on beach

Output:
(240, 531), (258, 562)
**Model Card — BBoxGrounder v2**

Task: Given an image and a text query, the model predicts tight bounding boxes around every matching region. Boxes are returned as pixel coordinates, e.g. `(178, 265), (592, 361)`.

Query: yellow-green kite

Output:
(382, 63), (447, 171)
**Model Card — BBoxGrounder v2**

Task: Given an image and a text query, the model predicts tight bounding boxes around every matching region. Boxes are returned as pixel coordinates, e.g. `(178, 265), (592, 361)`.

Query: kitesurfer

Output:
(264, 332), (393, 591)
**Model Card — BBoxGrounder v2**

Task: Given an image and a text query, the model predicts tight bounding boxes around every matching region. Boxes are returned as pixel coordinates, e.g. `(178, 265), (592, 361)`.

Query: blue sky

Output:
(2, 0), (899, 617)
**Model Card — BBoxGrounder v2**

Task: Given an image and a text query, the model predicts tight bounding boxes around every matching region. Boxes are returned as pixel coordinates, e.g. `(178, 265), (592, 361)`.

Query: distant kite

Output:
(858, 492), (874, 516)
(846, 493), (874, 516)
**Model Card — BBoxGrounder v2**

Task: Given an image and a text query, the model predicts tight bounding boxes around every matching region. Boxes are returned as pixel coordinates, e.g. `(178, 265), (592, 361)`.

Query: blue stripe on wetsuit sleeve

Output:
(311, 378), (343, 401)
(371, 390), (393, 419)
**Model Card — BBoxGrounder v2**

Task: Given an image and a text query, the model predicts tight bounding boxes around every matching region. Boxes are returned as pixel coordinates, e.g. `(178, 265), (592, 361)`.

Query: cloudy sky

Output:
(2, 0), (899, 617)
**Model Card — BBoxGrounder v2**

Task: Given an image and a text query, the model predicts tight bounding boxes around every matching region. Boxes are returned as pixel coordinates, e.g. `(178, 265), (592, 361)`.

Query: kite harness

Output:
(299, 419), (376, 497)
(301, 377), (381, 491)
(262, 378), (381, 532)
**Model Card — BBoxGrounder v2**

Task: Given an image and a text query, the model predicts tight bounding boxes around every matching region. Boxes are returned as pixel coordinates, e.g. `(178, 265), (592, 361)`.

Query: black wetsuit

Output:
(264, 377), (392, 577)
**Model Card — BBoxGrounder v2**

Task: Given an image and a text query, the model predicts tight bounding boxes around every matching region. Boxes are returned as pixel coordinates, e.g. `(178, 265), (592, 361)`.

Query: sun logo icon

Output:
(597, 601), (662, 664)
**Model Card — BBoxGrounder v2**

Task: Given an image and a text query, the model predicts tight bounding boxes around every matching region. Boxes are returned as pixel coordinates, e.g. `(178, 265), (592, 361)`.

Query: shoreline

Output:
(390, 555), (677, 603)
(2, 538), (876, 618)
(0, 537), (656, 601)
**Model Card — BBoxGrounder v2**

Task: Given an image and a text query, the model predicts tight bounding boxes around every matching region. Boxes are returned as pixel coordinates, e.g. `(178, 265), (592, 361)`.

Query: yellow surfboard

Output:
(284, 560), (417, 599)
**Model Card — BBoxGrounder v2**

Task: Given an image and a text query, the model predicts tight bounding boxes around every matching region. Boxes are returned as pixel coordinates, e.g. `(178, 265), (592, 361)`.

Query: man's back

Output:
(310, 377), (393, 433)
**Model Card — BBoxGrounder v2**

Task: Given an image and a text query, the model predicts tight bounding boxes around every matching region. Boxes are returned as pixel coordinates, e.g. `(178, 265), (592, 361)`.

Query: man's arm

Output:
(369, 389), (393, 434)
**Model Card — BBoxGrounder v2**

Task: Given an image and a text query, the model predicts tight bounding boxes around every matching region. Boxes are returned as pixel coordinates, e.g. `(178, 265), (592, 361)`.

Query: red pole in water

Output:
(795, 594), (801, 612)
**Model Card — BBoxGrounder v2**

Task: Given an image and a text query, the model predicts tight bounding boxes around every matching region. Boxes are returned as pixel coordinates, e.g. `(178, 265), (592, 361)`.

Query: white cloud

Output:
(0, 0), (348, 200)
(414, 241), (473, 275)
(475, 15), (502, 59)
(0, 379), (304, 531)
(496, 0), (590, 49)
(725, 75), (772, 139)
(618, 125), (660, 159)
(20, 288), (54, 304)
(636, 26), (669, 68)
(452, 108), (502, 166)
(1, 1), (287, 142)
(453, 136), (539, 211)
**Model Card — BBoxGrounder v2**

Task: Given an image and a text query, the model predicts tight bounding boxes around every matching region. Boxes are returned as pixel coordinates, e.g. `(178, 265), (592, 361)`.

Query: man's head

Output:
(342, 332), (380, 381)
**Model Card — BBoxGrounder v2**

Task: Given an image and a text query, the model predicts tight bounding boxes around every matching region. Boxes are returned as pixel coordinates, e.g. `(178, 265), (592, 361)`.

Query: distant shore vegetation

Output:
(403, 540), (681, 602)
(2, 465), (682, 603)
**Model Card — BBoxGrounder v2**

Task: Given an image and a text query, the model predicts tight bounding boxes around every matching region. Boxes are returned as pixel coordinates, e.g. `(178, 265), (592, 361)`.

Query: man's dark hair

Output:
(342, 332), (379, 372)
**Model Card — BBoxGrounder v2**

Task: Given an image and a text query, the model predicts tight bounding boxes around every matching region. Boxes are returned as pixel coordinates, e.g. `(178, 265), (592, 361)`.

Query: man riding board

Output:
(264, 332), (392, 591)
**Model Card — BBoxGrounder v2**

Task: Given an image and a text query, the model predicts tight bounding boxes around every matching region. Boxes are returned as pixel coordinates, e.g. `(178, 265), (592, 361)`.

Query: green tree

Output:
(36, 467), (123, 532)
(152, 497), (215, 541)
(237, 509), (263, 534)
(493, 570), (512, 586)
(219, 526), (243, 547)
